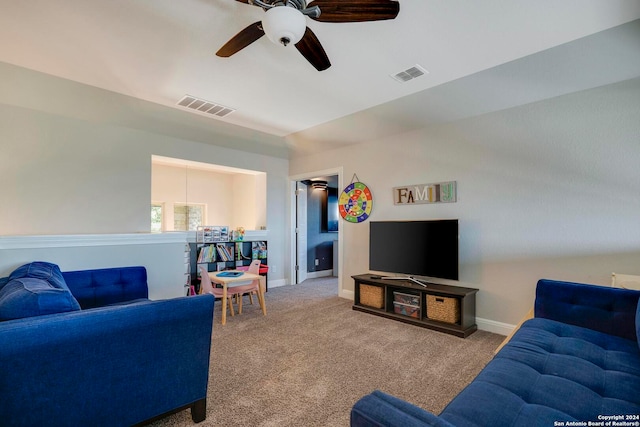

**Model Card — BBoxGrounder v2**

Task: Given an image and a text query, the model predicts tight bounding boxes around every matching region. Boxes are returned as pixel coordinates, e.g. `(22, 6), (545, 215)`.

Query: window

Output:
(174, 204), (204, 231)
(151, 203), (163, 232)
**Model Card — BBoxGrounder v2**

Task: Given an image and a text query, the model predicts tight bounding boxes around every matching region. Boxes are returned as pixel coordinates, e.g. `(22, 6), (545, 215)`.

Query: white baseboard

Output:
(267, 278), (287, 289)
(339, 289), (354, 300)
(476, 317), (514, 336)
(307, 270), (334, 279)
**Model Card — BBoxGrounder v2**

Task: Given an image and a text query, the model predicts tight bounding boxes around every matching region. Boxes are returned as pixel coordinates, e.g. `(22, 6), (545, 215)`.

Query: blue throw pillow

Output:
(0, 276), (9, 291)
(9, 261), (70, 291)
(0, 277), (81, 321)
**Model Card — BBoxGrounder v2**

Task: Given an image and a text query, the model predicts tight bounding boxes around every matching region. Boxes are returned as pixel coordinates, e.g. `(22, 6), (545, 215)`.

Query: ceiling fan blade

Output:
(308, 0), (399, 23)
(295, 27), (331, 71)
(216, 21), (265, 57)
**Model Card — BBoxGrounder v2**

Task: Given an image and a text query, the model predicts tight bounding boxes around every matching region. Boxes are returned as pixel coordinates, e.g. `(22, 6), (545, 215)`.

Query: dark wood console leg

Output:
(191, 398), (207, 423)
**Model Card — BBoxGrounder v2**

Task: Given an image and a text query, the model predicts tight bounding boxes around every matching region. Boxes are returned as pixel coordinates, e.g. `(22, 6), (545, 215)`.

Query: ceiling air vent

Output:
(176, 95), (236, 118)
(390, 64), (428, 83)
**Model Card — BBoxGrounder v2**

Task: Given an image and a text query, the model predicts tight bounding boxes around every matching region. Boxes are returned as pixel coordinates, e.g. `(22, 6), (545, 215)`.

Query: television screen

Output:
(369, 220), (459, 280)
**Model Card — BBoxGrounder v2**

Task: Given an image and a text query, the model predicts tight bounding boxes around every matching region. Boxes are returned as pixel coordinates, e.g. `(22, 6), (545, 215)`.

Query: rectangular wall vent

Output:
(390, 64), (429, 83)
(176, 95), (236, 118)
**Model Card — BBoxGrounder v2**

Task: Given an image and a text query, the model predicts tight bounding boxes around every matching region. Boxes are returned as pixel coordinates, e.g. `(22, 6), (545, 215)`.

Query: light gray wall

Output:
(290, 77), (640, 328)
(0, 62), (289, 289)
(0, 235), (187, 300)
(0, 103), (152, 234)
(3, 59), (639, 328)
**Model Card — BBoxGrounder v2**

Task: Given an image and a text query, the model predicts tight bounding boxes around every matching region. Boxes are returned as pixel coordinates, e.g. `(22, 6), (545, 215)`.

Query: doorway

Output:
(290, 168), (343, 294)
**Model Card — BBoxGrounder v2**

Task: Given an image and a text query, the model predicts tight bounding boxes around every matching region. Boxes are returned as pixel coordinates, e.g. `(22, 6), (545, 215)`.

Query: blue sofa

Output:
(0, 262), (215, 427)
(351, 279), (640, 426)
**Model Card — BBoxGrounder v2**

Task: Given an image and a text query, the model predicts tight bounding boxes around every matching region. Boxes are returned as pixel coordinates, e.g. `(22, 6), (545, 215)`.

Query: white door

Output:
(296, 181), (308, 284)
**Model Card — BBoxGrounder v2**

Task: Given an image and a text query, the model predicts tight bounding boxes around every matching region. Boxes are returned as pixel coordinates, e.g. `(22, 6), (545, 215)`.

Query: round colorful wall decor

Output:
(339, 181), (373, 223)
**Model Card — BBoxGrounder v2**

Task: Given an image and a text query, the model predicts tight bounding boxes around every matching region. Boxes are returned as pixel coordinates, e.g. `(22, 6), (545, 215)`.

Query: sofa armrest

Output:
(535, 279), (640, 341)
(351, 390), (455, 427)
(0, 294), (214, 426)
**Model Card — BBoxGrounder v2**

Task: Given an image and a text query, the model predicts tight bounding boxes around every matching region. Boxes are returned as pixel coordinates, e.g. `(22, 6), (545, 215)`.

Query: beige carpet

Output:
(150, 277), (505, 427)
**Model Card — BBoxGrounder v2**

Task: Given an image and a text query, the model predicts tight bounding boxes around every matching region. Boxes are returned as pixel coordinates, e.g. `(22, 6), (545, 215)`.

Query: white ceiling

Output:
(1, 1), (639, 157)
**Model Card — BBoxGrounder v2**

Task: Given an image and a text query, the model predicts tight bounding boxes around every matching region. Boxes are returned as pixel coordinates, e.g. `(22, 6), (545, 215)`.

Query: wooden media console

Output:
(352, 274), (479, 338)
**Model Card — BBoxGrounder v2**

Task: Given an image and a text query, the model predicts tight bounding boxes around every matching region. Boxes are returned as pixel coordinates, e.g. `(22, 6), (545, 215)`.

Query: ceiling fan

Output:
(216, 0), (400, 71)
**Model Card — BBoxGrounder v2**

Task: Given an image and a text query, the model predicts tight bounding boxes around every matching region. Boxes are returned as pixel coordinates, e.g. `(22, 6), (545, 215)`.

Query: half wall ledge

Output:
(0, 232), (189, 249)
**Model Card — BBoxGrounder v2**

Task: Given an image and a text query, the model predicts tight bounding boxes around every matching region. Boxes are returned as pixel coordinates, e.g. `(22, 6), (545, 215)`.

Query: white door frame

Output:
(289, 167), (343, 291)
(295, 180), (308, 285)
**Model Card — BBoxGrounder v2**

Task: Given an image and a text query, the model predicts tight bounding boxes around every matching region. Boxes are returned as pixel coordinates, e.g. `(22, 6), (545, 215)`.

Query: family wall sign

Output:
(393, 181), (457, 205)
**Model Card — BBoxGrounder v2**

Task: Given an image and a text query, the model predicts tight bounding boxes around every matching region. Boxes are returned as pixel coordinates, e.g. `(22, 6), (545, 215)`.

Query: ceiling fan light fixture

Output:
(262, 6), (306, 47)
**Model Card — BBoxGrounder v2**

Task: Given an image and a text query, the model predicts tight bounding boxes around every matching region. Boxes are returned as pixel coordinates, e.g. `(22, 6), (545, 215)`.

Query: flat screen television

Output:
(369, 220), (459, 280)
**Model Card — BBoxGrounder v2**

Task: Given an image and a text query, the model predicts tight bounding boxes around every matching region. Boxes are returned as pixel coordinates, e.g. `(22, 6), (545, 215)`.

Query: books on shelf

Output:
(193, 239), (267, 283)
(197, 245), (215, 263)
(251, 241), (267, 259)
(197, 243), (234, 263)
(216, 244), (234, 262)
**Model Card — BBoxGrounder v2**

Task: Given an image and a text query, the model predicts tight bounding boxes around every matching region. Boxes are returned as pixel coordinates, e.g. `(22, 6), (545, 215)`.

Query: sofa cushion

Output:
(439, 318), (640, 426)
(0, 277), (82, 321)
(535, 279), (640, 341)
(62, 266), (148, 309)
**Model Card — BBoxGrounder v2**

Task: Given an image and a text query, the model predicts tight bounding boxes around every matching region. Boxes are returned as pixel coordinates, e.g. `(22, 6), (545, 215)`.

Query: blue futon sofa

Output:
(351, 279), (640, 426)
(0, 262), (215, 426)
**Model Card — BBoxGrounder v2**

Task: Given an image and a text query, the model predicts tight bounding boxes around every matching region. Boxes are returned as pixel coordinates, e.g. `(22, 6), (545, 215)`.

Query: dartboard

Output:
(339, 182), (373, 223)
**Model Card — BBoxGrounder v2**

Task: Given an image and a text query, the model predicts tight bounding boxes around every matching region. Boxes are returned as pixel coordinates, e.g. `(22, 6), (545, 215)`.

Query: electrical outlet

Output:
(271, 265), (277, 274)
(315, 259), (319, 266)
